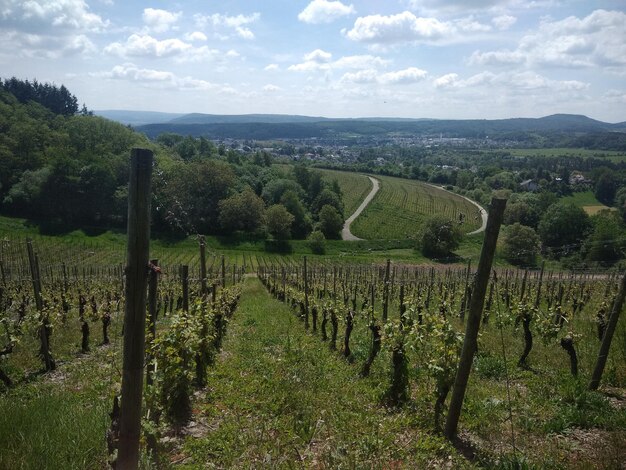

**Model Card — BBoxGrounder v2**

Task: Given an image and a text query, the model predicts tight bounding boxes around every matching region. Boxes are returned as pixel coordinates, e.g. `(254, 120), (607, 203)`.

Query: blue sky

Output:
(1, 0), (625, 121)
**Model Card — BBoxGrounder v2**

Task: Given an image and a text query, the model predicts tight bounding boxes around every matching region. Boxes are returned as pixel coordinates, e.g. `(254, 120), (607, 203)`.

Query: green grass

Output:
(507, 148), (626, 161)
(0, 335), (121, 469)
(560, 191), (618, 215)
(351, 175), (482, 240)
(175, 277), (474, 469)
(561, 191), (605, 207)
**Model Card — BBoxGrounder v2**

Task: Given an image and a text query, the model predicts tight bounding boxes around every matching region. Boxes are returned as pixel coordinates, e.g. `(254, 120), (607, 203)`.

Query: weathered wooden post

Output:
(382, 259), (390, 322)
(590, 271), (626, 390)
(444, 198), (506, 440)
(221, 255), (226, 289)
(304, 256), (310, 330)
(118, 148), (153, 469)
(26, 239), (55, 372)
(146, 259), (159, 387)
(181, 265), (189, 313)
(199, 236), (208, 297)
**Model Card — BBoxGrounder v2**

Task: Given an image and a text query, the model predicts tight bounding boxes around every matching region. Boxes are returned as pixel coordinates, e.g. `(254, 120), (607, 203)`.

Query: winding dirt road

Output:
(341, 176), (380, 241)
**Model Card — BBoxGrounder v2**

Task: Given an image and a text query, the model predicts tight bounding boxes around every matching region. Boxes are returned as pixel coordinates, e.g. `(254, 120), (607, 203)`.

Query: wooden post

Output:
(181, 265), (189, 313)
(460, 259), (471, 321)
(199, 236), (208, 297)
(118, 148), (153, 469)
(146, 259), (159, 387)
(304, 256), (309, 330)
(62, 262), (69, 294)
(221, 255), (226, 289)
(26, 240), (55, 371)
(444, 198), (506, 440)
(590, 271), (626, 390)
(26, 240), (43, 311)
(0, 259), (6, 286)
(382, 259), (390, 322)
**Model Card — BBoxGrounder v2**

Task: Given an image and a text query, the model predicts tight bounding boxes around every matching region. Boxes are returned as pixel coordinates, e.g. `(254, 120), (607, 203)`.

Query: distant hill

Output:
(169, 113), (332, 124)
(134, 113), (626, 149)
(95, 110), (185, 126)
(169, 113), (435, 125)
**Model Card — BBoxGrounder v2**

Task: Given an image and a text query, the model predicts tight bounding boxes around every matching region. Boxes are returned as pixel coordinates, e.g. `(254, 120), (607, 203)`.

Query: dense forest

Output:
(0, 79), (344, 242)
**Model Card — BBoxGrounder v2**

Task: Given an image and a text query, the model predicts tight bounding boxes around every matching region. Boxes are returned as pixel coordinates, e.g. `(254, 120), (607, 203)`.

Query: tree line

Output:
(0, 80), (345, 245)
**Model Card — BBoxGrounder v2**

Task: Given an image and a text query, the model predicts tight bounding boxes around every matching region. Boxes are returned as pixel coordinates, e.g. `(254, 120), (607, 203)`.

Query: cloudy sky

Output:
(1, 0), (625, 121)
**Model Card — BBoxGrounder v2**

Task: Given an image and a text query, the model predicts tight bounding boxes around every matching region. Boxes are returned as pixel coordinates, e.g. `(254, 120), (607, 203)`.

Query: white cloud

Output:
(0, 0), (105, 57)
(289, 52), (389, 72)
(194, 12), (260, 40)
(492, 14), (516, 30)
(264, 63), (279, 71)
(341, 67), (427, 85)
(603, 89), (626, 104)
(468, 49), (525, 66)
(0, 0), (107, 33)
(96, 63), (218, 91)
(434, 70), (588, 92)
(471, 10), (626, 69)
(433, 73), (460, 88)
(345, 11), (451, 43)
(103, 34), (232, 63)
(184, 31), (207, 42)
(344, 11), (490, 45)
(340, 69), (378, 83)
(407, 0), (555, 15)
(304, 49), (333, 63)
(262, 84), (281, 92)
(298, 0), (356, 24)
(0, 29), (95, 58)
(380, 67), (428, 84)
(142, 8), (181, 33)
(104, 34), (191, 58)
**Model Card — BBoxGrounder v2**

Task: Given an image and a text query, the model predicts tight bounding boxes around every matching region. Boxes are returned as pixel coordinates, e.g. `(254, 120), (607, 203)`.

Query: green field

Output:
(560, 191), (617, 215)
(507, 148), (626, 161)
(351, 175), (483, 240)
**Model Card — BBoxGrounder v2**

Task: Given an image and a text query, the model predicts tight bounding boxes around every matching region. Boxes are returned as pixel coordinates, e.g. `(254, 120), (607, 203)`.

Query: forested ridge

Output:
(0, 79), (345, 242)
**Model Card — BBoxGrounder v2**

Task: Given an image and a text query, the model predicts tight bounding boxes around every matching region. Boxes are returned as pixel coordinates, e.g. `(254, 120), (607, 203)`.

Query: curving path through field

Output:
(341, 175), (379, 241)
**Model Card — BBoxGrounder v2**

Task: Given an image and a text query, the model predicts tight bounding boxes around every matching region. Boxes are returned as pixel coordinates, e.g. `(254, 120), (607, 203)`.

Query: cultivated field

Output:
(351, 175), (483, 240)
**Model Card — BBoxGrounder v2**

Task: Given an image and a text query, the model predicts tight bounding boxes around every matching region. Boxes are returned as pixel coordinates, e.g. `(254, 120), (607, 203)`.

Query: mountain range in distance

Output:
(94, 110), (626, 147)
(95, 110), (435, 126)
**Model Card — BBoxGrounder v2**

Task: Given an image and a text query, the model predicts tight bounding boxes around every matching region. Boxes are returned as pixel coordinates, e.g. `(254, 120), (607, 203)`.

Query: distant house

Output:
(520, 179), (539, 192)
(569, 171), (592, 185)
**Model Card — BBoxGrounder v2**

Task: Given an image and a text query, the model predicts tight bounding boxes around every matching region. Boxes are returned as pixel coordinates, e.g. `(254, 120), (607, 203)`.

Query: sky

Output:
(1, 0), (626, 121)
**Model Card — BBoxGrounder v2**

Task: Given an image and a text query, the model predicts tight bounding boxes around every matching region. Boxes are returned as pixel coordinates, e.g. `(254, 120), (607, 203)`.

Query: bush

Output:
(318, 204), (343, 239)
(308, 230), (326, 255)
(502, 223), (540, 266)
(418, 215), (462, 258)
(537, 202), (590, 256)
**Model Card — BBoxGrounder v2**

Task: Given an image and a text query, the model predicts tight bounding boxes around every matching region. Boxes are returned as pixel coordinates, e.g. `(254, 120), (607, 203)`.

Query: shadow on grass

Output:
(264, 240), (293, 254)
(423, 252), (465, 264)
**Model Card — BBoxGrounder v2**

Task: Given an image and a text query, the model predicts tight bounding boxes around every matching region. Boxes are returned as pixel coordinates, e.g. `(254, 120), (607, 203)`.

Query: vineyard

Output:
(0, 154), (624, 469)
(317, 168), (373, 216)
(1, 235), (625, 468)
(351, 175), (483, 240)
